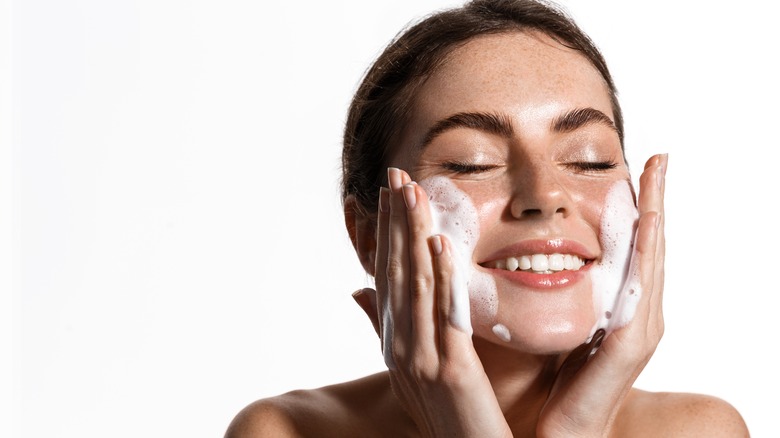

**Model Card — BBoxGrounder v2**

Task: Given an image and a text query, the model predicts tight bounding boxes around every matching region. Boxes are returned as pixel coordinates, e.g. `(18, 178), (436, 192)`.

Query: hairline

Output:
(384, 28), (623, 171)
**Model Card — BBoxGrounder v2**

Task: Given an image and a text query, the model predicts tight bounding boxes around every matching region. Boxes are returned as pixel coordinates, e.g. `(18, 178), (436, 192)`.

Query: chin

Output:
(474, 311), (596, 355)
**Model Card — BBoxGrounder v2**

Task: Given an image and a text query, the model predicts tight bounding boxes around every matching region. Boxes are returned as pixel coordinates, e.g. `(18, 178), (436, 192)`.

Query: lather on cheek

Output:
(419, 176), (497, 335)
(588, 179), (641, 337)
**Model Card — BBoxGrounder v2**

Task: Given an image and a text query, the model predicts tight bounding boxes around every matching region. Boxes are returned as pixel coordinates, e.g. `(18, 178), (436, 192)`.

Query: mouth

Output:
(479, 253), (590, 274)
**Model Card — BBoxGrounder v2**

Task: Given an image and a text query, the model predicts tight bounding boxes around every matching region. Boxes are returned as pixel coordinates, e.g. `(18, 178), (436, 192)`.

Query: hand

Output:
(537, 154), (668, 437)
(353, 167), (512, 437)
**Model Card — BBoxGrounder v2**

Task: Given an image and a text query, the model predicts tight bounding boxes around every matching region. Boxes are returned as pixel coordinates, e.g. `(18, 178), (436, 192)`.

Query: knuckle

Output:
(410, 274), (432, 297)
(437, 361), (469, 387)
(408, 218), (427, 237)
(408, 357), (436, 381)
(385, 259), (405, 282)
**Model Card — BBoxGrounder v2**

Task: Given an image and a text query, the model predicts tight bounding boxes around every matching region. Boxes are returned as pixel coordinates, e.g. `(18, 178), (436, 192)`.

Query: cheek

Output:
(570, 181), (618, 229)
(461, 180), (510, 234)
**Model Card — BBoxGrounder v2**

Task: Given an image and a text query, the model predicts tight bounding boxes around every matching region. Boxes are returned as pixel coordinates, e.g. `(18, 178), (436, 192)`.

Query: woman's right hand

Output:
(353, 167), (512, 438)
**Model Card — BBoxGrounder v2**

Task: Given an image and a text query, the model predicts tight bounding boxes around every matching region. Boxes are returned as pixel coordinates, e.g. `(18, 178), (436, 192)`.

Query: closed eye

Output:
(564, 161), (618, 172)
(442, 161), (498, 174)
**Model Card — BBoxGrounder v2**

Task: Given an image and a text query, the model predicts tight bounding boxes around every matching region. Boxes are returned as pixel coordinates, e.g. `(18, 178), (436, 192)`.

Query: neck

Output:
(472, 337), (564, 434)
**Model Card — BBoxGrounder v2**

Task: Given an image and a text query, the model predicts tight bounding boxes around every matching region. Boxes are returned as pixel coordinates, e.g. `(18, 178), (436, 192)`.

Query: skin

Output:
(225, 32), (749, 437)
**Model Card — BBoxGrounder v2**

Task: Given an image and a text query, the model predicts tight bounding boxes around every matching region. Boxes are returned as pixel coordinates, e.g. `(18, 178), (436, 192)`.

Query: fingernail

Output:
(430, 235), (443, 255)
(379, 187), (390, 213)
(402, 183), (416, 210)
(352, 289), (364, 299)
(387, 167), (403, 190)
(656, 164), (664, 189)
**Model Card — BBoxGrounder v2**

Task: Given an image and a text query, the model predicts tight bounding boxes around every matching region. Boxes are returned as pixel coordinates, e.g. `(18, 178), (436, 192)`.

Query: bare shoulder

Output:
(616, 388), (750, 437)
(224, 394), (300, 438)
(224, 372), (410, 438)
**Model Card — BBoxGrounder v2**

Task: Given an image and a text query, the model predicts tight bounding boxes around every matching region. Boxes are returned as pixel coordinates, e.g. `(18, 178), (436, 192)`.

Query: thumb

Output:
(352, 288), (379, 337)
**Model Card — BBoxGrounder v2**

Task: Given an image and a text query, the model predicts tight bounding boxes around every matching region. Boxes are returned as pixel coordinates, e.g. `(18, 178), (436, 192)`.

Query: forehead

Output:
(397, 31), (613, 151)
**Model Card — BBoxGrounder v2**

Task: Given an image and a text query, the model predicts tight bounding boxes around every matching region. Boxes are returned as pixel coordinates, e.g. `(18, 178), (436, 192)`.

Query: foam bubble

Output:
(589, 180), (641, 336)
(492, 324), (512, 342)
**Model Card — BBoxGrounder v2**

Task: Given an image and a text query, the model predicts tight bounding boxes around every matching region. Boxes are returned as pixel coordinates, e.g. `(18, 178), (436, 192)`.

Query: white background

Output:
(3, 0), (778, 436)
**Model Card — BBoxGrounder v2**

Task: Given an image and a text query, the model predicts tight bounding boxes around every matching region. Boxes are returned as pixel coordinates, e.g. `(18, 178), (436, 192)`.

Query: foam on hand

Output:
(589, 180), (641, 336)
(419, 177), (497, 335)
(381, 298), (396, 369)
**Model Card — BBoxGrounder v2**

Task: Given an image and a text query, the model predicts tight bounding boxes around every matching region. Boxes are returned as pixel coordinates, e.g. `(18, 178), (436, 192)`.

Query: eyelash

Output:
(565, 161), (618, 172)
(442, 161), (498, 174)
(443, 161), (617, 174)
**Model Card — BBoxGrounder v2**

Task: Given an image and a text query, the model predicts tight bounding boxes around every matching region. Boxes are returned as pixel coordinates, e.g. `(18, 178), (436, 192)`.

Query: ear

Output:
(344, 195), (376, 276)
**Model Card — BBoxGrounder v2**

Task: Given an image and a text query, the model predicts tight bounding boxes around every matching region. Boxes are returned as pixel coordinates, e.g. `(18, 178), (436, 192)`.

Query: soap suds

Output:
(419, 177), (497, 334)
(382, 299), (396, 369)
(492, 324), (511, 342)
(589, 180), (641, 336)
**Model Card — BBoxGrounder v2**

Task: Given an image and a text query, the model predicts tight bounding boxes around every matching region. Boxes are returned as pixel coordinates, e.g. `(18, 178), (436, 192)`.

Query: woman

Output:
(227, 0), (749, 436)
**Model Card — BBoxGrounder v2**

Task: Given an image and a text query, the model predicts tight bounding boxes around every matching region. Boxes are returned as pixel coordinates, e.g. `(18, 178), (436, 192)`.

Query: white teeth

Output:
(485, 253), (586, 273)
(564, 254), (575, 270)
(531, 254), (548, 272)
(519, 255), (531, 270)
(549, 253), (564, 271)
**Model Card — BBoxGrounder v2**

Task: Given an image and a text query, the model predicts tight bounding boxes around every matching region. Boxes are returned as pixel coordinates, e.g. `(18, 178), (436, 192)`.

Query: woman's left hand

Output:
(537, 153), (668, 437)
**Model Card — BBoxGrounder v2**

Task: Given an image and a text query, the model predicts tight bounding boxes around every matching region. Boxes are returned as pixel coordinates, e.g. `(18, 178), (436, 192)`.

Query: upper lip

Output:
(477, 238), (597, 266)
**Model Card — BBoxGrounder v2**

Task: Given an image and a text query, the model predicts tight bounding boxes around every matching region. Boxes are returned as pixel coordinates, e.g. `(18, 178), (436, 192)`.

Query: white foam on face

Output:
(419, 177), (497, 335)
(589, 180), (641, 336)
(492, 324), (511, 342)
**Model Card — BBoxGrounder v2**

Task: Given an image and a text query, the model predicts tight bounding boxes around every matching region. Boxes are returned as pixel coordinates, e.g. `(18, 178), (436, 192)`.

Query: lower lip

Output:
(486, 263), (590, 289)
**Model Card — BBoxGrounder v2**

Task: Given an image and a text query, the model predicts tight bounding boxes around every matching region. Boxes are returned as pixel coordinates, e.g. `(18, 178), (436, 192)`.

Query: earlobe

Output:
(344, 195), (377, 276)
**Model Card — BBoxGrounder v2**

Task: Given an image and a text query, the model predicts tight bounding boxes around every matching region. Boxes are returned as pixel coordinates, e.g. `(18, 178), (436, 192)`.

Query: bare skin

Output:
(225, 373), (747, 437)
(226, 32), (749, 437)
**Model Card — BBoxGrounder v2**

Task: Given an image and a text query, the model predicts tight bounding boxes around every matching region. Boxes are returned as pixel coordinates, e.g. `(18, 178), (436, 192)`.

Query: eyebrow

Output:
(551, 107), (617, 135)
(420, 111), (514, 148)
(419, 107), (617, 149)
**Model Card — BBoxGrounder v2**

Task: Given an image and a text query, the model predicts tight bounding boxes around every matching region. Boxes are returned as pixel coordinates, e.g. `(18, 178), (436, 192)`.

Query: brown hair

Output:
(341, 0), (623, 218)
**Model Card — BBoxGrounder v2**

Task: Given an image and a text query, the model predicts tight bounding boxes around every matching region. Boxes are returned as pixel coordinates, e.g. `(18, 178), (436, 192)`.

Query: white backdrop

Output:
(4, 0), (779, 436)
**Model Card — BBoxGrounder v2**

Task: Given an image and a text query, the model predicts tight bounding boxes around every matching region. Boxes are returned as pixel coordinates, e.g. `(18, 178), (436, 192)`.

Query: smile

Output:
(481, 253), (588, 274)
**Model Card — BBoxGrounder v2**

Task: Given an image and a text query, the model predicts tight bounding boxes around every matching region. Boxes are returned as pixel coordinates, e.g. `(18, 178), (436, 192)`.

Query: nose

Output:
(509, 163), (572, 220)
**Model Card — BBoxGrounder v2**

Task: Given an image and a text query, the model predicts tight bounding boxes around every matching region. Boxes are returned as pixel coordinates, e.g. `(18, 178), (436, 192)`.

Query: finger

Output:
(624, 210), (662, 366)
(352, 288), (380, 337)
(637, 155), (663, 216)
(630, 210), (660, 324)
(403, 181), (437, 358)
(637, 154), (666, 325)
(375, 187), (394, 368)
(652, 155), (667, 320)
(430, 234), (473, 360)
(387, 167), (412, 363)
(549, 329), (605, 400)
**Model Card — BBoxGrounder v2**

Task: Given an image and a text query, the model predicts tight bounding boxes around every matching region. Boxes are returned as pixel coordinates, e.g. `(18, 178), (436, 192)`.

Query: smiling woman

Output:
(224, 0), (749, 436)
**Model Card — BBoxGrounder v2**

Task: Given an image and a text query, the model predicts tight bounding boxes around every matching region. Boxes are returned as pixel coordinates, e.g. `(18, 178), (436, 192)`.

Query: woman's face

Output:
(389, 31), (632, 354)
